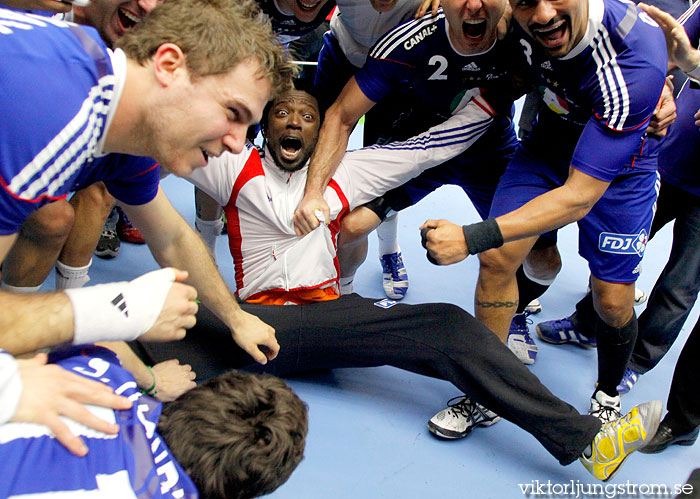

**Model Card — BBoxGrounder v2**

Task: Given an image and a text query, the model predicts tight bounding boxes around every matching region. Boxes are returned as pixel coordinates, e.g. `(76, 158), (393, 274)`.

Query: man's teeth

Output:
(297, 0), (320, 9)
(119, 7), (140, 23)
(534, 22), (564, 35)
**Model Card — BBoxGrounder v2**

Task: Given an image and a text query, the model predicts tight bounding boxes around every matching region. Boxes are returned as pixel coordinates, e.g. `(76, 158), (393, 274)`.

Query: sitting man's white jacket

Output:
(187, 97), (495, 302)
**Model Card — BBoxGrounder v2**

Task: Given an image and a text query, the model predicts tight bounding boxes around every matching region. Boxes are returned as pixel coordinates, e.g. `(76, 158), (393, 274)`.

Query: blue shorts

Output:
(490, 142), (659, 283)
(314, 32), (358, 110)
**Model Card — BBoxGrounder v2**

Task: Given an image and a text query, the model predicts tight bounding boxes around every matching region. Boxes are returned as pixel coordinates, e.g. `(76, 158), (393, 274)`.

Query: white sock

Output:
(195, 216), (224, 260)
(339, 275), (354, 295)
(55, 259), (92, 289)
(376, 214), (400, 256)
(1, 281), (41, 293)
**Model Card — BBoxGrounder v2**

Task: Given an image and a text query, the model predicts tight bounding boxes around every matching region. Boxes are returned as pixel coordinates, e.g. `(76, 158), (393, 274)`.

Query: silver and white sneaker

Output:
(589, 390), (622, 422)
(634, 288), (647, 306)
(428, 396), (501, 439)
(524, 298), (543, 314)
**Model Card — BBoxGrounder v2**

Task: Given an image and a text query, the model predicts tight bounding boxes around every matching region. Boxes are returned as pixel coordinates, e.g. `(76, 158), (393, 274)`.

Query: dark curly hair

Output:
(158, 370), (308, 499)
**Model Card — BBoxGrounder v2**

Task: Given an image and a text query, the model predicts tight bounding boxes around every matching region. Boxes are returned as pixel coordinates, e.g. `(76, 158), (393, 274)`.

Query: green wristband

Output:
(141, 365), (157, 397)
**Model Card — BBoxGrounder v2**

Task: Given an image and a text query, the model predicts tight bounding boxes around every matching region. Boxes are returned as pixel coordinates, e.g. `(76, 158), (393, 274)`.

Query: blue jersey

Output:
(0, 346), (198, 498)
(0, 9), (160, 235)
(354, 10), (517, 140)
(514, 0), (667, 182)
(652, 2), (700, 198)
(256, 0), (335, 43)
(680, 0), (700, 44)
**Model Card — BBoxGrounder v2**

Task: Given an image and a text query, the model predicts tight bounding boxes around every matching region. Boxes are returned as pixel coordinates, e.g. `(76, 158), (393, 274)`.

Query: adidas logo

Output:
(541, 60), (553, 70)
(111, 293), (129, 317)
(463, 62), (480, 71)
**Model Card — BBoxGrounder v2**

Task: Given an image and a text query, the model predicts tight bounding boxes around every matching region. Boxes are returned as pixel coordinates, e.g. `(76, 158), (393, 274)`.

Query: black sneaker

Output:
(95, 227), (120, 259)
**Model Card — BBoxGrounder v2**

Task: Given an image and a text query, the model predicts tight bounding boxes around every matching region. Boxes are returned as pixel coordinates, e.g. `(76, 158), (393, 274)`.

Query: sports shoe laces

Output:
(382, 253), (404, 279)
(101, 228), (117, 238)
(595, 405), (620, 422)
(512, 310), (534, 331)
(446, 396), (483, 422)
(550, 317), (573, 330)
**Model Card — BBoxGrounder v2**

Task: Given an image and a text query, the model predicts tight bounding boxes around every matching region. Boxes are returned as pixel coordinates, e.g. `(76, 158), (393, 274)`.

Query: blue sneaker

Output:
(507, 312), (538, 365)
(380, 251), (408, 300)
(617, 368), (640, 395)
(536, 317), (597, 348)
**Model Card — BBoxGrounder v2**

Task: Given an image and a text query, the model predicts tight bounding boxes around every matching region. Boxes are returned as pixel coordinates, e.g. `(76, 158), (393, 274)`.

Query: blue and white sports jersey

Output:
(679, 0), (700, 43)
(657, 80), (700, 198)
(652, 1), (700, 198)
(0, 346), (198, 498)
(0, 8), (160, 235)
(513, 0), (667, 182)
(354, 10), (517, 138)
(256, 0), (335, 44)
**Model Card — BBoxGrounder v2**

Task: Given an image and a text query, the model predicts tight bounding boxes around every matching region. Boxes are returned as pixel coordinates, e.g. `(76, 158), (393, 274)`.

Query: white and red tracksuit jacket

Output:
(187, 97), (495, 303)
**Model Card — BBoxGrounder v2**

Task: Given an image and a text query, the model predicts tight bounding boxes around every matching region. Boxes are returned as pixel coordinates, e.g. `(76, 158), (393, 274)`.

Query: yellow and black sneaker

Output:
(580, 400), (662, 481)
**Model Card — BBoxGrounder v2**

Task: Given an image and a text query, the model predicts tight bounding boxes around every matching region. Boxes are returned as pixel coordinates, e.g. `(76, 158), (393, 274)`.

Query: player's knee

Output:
(78, 183), (115, 217)
(21, 201), (75, 242)
(478, 247), (521, 278)
(524, 245), (562, 282)
(593, 293), (633, 327)
(339, 209), (379, 246)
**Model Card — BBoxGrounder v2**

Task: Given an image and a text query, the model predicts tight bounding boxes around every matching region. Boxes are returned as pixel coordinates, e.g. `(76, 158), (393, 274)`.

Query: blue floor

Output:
(46, 123), (700, 497)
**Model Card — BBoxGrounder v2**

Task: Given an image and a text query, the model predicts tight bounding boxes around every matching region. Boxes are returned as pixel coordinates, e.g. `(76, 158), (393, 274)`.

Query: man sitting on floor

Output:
(137, 80), (663, 481)
(0, 345), (308, 498)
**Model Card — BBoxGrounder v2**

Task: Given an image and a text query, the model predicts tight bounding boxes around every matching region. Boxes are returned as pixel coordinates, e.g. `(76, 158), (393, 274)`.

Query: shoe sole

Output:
(604, 401), (662, 482)
(95, 249), (119, 259)
(427, 416), (501, 440)
(639, 437), (698, 454)
(535, 325), (596, 348)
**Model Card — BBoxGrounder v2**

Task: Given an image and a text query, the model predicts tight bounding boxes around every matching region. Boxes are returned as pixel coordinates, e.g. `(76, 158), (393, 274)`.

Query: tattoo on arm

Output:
(475, 299), (518, 309)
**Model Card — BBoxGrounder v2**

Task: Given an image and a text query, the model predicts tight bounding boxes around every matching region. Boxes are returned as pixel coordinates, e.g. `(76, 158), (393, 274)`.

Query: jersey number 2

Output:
(428, 55), (448, 80)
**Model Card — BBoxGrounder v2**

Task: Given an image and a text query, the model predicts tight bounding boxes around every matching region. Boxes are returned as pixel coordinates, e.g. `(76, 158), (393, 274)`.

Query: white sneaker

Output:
(589, 390), (621, 422)
(380, 251), (408, 300)
(524, 298), (543, 314)
(506, 312), (538, 365)
(428, 396), (501, 439)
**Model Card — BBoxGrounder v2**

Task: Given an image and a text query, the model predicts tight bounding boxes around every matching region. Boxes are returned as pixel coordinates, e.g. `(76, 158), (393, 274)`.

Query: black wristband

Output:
(462, 219), (504, 255)
(420, 227), (439, 265)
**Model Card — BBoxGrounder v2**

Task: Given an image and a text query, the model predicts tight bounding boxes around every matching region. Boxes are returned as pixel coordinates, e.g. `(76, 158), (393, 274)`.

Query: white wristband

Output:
(685, 60), (700, 83)
(66, 268), (176, 345)
(0, 351), (21, 425)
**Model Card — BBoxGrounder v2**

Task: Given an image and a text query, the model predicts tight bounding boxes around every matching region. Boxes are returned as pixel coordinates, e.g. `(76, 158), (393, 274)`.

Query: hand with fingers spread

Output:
(639, 3), (700, 73)
(10, 353), (132, 457)
(419, 219), (470, 265)
(414, 0), (440, 18)
(293, 192), (329, 236)
(230, 309), (279, 365)
(150, 359), (197, 402)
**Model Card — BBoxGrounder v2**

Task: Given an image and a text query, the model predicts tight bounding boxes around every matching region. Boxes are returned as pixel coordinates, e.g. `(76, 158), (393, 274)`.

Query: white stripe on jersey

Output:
(0, 404), (117, 444)
(8, 76), (115, 200)
(591, 26), (630, 130)
(370, 13), (443, 60)
(0, 8), (70, 34)
(8, 471), (137, 498)
(375, 117), (492, 152)
(678, 0), (700, 25)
